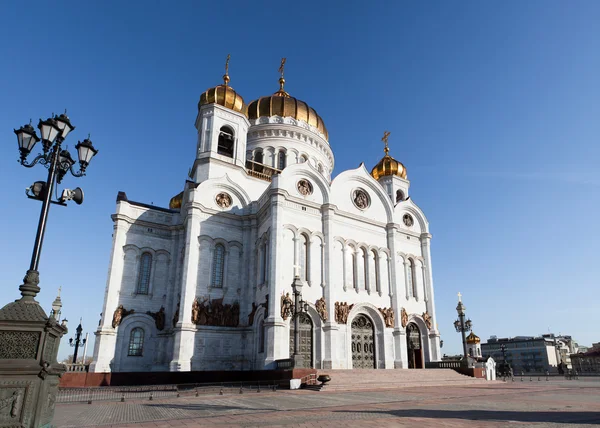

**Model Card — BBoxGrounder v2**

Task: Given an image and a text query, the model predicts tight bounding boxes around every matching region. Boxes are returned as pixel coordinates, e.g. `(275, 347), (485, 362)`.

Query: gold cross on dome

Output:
(457, 292), (462, 302)
(279, 58), (287, 78)
(225, 54), (230, 75)
(381, 131), (391, 154)
(293, 264), (301, 278)
(58, 286), (61, 297)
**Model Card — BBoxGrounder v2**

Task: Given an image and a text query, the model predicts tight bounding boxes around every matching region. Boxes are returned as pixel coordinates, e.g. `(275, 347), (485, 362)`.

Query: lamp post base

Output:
(0, 296), (67, 427)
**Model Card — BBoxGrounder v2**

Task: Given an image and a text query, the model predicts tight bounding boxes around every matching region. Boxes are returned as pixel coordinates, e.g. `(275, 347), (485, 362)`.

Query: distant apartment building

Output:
(570, 343), (600, 374)
(481, 334), (578, 373)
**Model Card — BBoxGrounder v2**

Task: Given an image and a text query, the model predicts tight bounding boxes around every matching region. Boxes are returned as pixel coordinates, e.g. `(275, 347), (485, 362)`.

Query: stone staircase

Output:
(314, 369), (484, 391)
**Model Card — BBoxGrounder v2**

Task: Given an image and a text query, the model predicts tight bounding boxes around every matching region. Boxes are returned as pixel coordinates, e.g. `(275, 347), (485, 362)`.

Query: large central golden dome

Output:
(247, 76), (328, 140)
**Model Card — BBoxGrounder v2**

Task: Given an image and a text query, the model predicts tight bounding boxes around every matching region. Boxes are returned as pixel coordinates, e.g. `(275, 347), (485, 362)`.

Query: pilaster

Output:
(321, 204), (337, 369)
(421, 232), (441, 361)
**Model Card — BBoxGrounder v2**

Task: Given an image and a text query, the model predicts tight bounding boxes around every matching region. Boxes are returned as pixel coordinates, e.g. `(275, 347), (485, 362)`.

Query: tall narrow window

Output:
(128, 328), (145, 356)
(408, 259), (417, 298)
(254, 150), (264, 173)
(258, 319), (265, 353)
(407, 259), (414, 298)
(300, 234), (309, 281)
(352, 248), (357, 290)
(372, 250), (379, 292)
(137, 253), (152, 294)
(260, 242), (268, 284)
(278, 150), (286, 170)
(217, 126), (234, 158)
(212, 244), (225, 288)
(362, 248), (368, 290)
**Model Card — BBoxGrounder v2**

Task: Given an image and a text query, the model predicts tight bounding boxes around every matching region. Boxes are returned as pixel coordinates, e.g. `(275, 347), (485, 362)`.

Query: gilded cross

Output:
(382, 131), (391, 153)
(293, 264), (301, 278)
(225, 54), (231, 75)
(457, 292), (462, 302)
(279, 57), (287, 78)
(58, 286), (61, 297)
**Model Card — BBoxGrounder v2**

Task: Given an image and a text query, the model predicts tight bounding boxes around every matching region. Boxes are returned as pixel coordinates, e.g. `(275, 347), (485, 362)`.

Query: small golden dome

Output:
(247, 59), (328, 140)
(198, 55), (248, 117)
(466, 332), (480, 344)
(169, 191), (183, 209)
(371, 131), (407, 180)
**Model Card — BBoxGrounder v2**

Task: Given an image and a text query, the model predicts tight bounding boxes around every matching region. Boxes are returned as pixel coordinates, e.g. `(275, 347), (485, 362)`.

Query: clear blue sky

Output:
(1, 1), (599, 362)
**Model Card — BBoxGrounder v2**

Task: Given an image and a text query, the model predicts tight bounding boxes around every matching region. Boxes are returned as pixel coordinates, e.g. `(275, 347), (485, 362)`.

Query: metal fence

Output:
(57, 380), (281, 404)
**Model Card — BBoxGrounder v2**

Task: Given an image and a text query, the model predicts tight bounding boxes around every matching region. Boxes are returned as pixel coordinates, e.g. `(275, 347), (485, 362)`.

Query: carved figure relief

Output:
(0, 391), (19, 419)
(315, 297), (328, 321)
(334, 302), (352, 324)
(401, 307), (409, 328)
(172, 302), (180, 327)
(352, 188), (370, 210)
(403, 214), (414, 227)
(378, 307), (395, 328)
(191, 297), (240, 327)
(112, 305), (134, 328)
(146, 306), (166, 331)
(422, 311), (432, 329)
(215, 192), (232, 208)
(281, 293), (293, 320)
(248, 302), (258, 326)
(297, 179), (313, 196)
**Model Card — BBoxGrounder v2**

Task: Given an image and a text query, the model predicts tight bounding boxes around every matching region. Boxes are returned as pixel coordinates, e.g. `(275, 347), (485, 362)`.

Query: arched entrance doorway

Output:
(289, 312), (313, 368)
(406, 322), (423, 369)
(351, 314), (376, 369)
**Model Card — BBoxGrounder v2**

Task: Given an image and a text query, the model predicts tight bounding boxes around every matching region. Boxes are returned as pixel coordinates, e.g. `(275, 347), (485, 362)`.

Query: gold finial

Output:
(381, 131), (391, 154)
(278, 57), (286, 78)
(457, 291), (462, 302)
(223, 54), (231, 86)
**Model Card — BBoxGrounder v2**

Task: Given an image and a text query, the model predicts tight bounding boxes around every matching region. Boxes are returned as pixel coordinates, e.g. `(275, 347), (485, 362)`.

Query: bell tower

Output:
(370, 131), (410, 204)
(192, 55), (250, 183)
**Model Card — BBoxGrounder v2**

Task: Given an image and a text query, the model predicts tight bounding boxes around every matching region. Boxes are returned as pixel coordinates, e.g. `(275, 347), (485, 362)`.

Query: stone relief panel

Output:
(0, 331), (40, 359)
(215, 192), (232, 209)
(352, 188), (370, 210)
(296, 179), (313, 196)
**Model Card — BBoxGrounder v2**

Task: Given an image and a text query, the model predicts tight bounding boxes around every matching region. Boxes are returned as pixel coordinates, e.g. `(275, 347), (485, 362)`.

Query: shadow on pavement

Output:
(145, 402), (276, 413)
(333, 409), (600, 424)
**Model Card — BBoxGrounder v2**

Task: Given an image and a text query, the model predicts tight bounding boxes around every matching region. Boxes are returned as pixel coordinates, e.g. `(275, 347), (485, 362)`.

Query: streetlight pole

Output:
(290, 266), (309, 368)
(454, 292), (472, 359)
(0, 113), (98, 428)
(69, 319), (87, 364)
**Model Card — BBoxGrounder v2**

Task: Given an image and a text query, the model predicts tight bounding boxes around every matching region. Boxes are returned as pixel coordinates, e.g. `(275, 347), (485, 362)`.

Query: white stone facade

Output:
(90, 94), (441, 373)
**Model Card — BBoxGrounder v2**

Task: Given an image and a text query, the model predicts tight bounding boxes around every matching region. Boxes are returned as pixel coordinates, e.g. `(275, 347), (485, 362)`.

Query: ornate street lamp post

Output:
(0, 113), (97, 428)
(453, 292), (472, 359)
(288, 268), (309, 368)
(69, 319), (87, 364)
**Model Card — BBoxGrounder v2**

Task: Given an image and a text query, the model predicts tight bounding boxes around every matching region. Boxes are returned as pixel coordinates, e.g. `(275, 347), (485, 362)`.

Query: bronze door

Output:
(407, 323), (423, 368)
(351, 314), (376, 369)
(289, 312), (313, 368)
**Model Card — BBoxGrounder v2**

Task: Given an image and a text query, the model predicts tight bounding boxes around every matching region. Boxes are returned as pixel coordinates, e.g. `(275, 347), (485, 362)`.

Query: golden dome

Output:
(198, 55), (248, 117)
(466, 332), (480, 344)
(247, 61), (328, 140)
(169, 191), (183, 209)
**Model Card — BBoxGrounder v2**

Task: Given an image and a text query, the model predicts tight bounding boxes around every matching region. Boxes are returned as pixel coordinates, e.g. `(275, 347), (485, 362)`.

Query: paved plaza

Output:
(53, 379), (600, 427)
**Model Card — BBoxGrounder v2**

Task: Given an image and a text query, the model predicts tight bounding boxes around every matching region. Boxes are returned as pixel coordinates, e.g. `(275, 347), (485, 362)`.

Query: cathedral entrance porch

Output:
(407, 322), (424, 369)
(351, 314), (376, 369)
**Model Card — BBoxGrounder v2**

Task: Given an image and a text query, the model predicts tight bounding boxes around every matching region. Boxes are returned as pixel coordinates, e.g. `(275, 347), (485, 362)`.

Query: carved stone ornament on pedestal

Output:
(146, 306), (166, 331)
(334, 302), (352, 324)
(422, 311), (432, 329)
(315, 297), (327, 321)
(352, 188), (370, 210)
(400, 307), (409, 328)
(191, 297), (240, 327)
(403, 214), (414, 227)
(296, 179), (313, 196)
(215, 192), (232, 208)
(172, 302), (180, 327)
(378, 307), (395, 328)
(280, 293), (293, 321)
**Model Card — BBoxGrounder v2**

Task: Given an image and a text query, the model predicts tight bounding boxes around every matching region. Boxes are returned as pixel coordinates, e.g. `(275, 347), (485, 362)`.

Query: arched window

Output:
(299, 154), (308, 163)
(300, 234), (309, 282)
(136, 253), (152, 295)
(212, 244), (225, 288)
(317, 163), (324, 174)
(217, 126), (234, 158)
(407, 259), (417, 298)
(372, 250), (379, 292)
(351, 248), (357, 290)
(258, 319), (265, 353)
(253, 150), (264, 173)
(396, 190), (404, 203)
(128, 328), (145, 356)
(260, 241), (268, 284)
(278, 150), (286, 170)
(362, 248), (368, 290)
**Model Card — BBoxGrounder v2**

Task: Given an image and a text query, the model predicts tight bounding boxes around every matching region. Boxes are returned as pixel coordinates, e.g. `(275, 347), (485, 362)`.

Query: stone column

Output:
(387, 223), (407, 368)
(264, 185), (287, 368)
(170, 196), (201, 371)
(321, 204), (338, 369)
(90, 212), (129, 373)
(421, 232), (440, 361)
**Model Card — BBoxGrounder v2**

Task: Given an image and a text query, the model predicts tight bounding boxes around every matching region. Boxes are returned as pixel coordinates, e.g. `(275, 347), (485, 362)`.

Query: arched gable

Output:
(275, 161), (330, 205)
(394, 198), (429, 233)
(194, 174), (252, 212)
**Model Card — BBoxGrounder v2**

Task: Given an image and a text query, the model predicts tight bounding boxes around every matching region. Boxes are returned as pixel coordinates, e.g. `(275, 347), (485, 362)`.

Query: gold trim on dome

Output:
(247, 58), (328, 140)
(466, 332), (480, 344)
(169, 191), (183, 209)
(371, 131), (407, 180)
(198, 54), (248, 117)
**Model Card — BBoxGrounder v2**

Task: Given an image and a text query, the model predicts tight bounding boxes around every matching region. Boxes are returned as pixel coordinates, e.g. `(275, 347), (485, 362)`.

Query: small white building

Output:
(90, 62), (441, 373)
(466, 332), (481, 358)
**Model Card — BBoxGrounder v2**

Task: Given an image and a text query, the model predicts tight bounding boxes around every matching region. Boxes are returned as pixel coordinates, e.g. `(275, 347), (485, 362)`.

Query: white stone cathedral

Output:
(90, 60), (441, 373)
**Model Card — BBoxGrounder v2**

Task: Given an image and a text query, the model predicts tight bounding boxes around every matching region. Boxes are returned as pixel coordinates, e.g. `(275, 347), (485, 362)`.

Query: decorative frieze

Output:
(191, 298), (239, 327)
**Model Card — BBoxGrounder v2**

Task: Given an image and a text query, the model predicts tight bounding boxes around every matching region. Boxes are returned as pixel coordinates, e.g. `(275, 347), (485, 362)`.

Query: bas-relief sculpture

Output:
(378, 307), (395, 328)
(172, 302), (180, 327)
(112, 305), (134, 328)
(146, 306), (166, 331)
(334, 302), (352, 324)
(422, 311), (432, 329)
(400, 307), (409, 328)
(315, 297), (327, 321)
(191, 297), (240, 327)
(280, 293), (293, 320)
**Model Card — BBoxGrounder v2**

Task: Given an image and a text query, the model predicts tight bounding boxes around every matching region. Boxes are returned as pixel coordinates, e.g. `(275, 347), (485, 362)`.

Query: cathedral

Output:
(90, 58), (441, 373)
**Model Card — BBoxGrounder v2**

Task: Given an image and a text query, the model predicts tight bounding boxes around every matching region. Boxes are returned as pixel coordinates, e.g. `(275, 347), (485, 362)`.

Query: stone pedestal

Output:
(0, 297), (67, 428)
